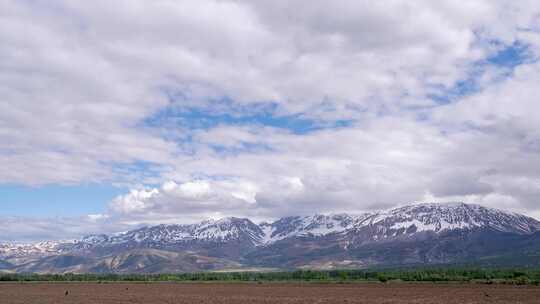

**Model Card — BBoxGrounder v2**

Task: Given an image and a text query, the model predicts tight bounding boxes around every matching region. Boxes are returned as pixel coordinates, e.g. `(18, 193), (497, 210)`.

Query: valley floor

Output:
(0, 282), (539, 304)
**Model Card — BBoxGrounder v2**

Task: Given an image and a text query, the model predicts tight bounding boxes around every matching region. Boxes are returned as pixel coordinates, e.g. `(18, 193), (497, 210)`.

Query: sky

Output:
(1, 1), (540, 242)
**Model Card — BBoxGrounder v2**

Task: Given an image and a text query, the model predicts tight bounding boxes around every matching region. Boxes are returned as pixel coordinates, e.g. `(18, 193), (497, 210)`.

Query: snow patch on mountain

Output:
(263, 214), (358, 243)
(0, 240), (75, 259)
(370, 202), (540, 234)
(75, 217), (265, 248)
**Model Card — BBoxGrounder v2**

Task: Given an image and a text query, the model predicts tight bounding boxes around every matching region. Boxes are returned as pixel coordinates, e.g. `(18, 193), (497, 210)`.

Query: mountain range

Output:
(2, 202), (540, 273)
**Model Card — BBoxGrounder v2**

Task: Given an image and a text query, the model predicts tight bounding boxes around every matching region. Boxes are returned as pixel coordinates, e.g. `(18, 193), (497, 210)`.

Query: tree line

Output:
(1, 268), (539, 284)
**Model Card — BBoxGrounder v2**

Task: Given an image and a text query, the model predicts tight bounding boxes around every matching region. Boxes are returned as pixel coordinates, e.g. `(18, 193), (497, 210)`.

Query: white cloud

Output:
(2, 1), (540, 240)
(1, 0), (524, 185)
(107, 178), (260, 224)
(110, 188), (160, 214)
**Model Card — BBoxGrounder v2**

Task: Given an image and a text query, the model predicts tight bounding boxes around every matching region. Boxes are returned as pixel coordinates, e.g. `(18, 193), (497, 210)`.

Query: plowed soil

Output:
(0, 282), (539, 303)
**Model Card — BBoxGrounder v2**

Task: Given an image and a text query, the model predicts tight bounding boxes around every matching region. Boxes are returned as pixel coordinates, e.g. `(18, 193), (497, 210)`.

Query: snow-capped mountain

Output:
(9, 202), (539, 252)
(79, 202), (540, 248)
(0, 241), (59, 258)
(2, 202), (540, 273)
(367, 202), (540, 235)
(263, 203), (540, 243)
(0, 240), (74, 262)
(260, 214), (359, 243)
(76, 217), (265, 248)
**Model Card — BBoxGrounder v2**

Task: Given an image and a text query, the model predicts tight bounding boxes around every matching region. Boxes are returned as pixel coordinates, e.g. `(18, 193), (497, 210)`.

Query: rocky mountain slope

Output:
(2, 202), (540, 273)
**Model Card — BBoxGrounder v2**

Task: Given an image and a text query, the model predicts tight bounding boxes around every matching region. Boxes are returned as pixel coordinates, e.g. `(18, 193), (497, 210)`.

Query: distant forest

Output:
(1, 268), (540, 284)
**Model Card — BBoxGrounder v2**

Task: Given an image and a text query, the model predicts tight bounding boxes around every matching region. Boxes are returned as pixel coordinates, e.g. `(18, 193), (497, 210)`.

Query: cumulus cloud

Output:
(2, 1), (540, 240)
(108, 179), (259, 222)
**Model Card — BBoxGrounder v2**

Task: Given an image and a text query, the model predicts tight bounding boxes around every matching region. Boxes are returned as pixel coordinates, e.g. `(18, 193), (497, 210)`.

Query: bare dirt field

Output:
(0, 282), (539, 304)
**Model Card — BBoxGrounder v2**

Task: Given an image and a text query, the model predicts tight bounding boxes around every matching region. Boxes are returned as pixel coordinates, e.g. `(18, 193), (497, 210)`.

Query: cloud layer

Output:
(2, 1), (540, 241)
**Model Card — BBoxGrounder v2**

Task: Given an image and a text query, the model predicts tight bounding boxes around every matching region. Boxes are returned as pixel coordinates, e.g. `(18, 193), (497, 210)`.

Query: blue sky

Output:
(0, 184), (126, 217)
(1, 1), (540, 241)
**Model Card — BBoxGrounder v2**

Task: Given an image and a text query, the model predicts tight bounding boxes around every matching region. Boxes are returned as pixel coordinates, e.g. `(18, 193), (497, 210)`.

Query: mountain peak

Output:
(2, 202), (540, 273)
(3, 202), (539, 263)
(374, 202), (540, 234)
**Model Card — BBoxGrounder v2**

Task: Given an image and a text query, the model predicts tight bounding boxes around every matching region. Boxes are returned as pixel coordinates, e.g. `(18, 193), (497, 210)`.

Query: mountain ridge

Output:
(2, 202), (540, 273)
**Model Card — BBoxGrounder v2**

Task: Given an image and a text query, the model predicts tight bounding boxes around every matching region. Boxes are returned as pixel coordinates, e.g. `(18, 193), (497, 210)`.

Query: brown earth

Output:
(0, 282), (539, 304)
